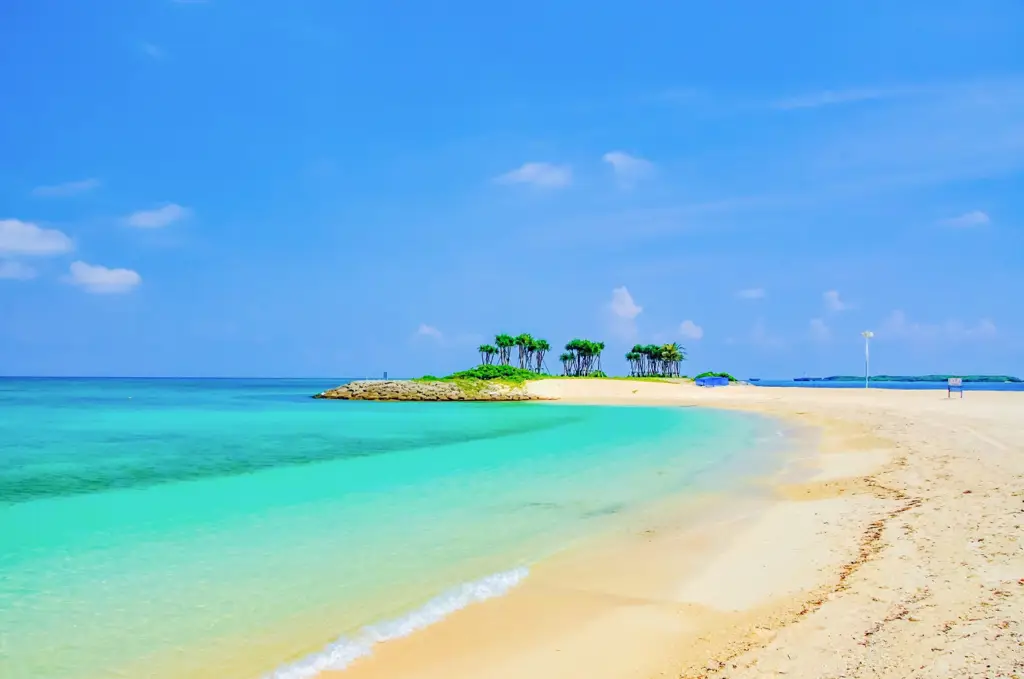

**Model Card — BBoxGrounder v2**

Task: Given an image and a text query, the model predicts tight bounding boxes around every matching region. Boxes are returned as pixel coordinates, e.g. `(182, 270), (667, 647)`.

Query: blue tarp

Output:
(695, 376), (730, 387)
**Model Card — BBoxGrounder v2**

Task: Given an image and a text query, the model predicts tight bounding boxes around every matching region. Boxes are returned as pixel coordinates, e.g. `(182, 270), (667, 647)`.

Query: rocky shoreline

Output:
(313, 379), (544, 402)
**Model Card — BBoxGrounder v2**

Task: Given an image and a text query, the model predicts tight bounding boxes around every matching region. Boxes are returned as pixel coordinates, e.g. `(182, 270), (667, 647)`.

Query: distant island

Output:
(787, 375), (1022, 383)
(316, 332), (738, 401)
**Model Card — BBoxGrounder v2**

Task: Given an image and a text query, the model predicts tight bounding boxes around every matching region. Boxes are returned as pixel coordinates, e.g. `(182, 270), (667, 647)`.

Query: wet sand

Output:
(320, 381), (1024, 679)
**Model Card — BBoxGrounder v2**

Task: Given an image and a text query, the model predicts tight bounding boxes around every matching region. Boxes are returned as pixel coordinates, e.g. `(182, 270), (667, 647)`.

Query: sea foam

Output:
(264, 566), (529, 679)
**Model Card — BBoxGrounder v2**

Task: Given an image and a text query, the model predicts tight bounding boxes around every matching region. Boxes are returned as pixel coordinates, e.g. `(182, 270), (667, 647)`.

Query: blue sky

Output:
(1, 0), (1022, 378)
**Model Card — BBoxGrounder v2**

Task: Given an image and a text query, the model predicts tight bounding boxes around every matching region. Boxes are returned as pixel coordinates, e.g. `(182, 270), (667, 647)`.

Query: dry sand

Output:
(321, 380), (1024, 679)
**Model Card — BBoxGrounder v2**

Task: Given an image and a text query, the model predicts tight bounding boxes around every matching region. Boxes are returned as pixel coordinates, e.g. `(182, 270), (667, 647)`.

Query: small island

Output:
(314, 333), (709, 401)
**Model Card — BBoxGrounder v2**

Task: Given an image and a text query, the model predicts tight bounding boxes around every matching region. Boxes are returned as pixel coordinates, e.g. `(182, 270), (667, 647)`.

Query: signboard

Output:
(948, 377), (963, 398)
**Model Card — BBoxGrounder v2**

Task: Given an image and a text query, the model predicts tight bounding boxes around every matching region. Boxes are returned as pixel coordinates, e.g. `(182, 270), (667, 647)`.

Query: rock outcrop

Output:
(313, 380), (542, 402)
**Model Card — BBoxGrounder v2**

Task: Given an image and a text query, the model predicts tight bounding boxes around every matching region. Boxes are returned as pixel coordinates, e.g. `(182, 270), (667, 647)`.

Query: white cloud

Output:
(771, 86), (915, 111)
(609, 286), (642, 319)
(602, 151), (654, 187)
(0, 260), (36, 280)
(880, 310), (997, 342)
(415, 324), (443, 341)
(823, 290), (849, 312)
(494, 162), (572, 189)
(939, 210), (990, 227)
(125, 203), (190, 228)
(735, 287), (766, 300)
(67, 261), (141, 294)
(0, 219), (74, 256)
(678, 319), (703, 340)
(607, 286), (642, 340)
(31, 178), (101, 198)
(809, 318), (830, 341)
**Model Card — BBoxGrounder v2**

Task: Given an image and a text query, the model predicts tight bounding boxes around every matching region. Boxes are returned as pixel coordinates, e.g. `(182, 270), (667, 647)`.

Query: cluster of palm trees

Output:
(625, 343), (686, 377)
(478, 334), (552, 373)
(476, 335), (686, 378)
(558, 338), (605, 377)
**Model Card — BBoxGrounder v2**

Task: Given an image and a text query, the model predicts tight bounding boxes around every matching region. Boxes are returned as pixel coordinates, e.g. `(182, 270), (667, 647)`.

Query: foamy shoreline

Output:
(311, 379), (1024, 679)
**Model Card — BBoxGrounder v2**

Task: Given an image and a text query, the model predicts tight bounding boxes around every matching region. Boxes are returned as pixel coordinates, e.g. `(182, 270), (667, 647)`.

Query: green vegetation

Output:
(800, 374), (1021, 383)
(532, 339), (551, 373)
(477, 344), (498, 365)
(419, 331), (704, 384)
(494, 334), (514, 366)
(695, 371), (738, 382)
(559, 338), (605, 376)
(447, 365), (540, 382)
(625, 343), (686, 377)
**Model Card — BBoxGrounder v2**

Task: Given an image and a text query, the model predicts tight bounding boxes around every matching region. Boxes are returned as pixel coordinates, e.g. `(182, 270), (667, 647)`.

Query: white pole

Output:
(861, 330), (874, 390)
(865, 335), (869, 389)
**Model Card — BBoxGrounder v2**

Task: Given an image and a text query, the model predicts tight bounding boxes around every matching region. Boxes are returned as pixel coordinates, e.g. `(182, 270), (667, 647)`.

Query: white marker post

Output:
(861, 331), (874, 389)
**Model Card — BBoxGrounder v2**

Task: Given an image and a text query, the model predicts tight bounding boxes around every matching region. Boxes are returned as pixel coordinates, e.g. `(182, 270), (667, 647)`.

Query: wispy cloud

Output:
(0, 219), (74, 256)
(0, 260), (36, 280)
(879, 310), (997, 342)
(751, 320), (786, 348)
(414, 323), (443, 341)
(678, 319), (703, 340)
(728, 320), (786, 349)
(31, 178), (101, 198)
(799, 80), (1024, 190)
(125, 204), (190, 228)
(520, 80), (1024, 251)
(141, 43), (165, 60)
(939, 210), (990, 227)
(735, 287), (766, 300)
(602, 151), (654, 188)
(607, 286), (642, 340)
(494, 162), (572, 189)
(66, 261), (142, 294)
(809, 318), (831, 341)
(771, 86), (918, 111)
(823, 290), (849, 312)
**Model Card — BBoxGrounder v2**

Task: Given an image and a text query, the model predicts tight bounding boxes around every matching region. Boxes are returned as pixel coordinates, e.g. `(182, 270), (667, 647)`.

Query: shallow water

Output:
(0, 378), (784, 679)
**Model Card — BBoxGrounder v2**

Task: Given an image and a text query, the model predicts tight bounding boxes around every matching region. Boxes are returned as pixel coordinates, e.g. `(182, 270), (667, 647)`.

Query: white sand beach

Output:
(323, 380), (1024, 679)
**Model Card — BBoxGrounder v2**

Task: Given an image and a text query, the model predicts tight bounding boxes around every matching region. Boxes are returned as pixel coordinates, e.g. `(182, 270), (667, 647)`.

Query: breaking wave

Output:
(264, 567), (529, 679)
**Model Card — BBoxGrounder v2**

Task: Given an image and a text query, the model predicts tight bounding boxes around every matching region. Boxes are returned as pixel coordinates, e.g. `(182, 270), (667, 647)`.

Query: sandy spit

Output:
(319, 380), (1024, 679)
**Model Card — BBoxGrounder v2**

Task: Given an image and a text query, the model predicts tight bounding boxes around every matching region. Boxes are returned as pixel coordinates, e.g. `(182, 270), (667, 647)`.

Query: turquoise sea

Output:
(0, 378), (787, 679)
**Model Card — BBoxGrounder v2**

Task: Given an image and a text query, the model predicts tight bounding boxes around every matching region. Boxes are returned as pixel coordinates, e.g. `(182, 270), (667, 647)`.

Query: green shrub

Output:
(447, 365), (540, 382)
(694, 371), (737, 382)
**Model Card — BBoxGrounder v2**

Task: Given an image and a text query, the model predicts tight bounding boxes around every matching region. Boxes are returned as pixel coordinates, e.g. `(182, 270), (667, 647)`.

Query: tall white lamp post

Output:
(861, 330), (874, 389)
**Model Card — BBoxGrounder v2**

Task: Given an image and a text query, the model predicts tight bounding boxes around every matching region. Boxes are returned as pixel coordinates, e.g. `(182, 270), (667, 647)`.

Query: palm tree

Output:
(559, 351), (574, 376)
(478, 344), (498, 365)
(533, 338), (550, 373)
(494, 334), (514, 366)
(514, 333), (534, 369)
(630, 344), (646, 376)
(625, 350), (641, 376)
(663, 342), (686, 376)
(563, 338), (605, 376)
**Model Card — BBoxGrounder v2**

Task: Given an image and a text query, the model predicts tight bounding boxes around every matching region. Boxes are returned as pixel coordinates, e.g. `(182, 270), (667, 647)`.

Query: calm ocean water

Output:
(0, 378), (784, 679)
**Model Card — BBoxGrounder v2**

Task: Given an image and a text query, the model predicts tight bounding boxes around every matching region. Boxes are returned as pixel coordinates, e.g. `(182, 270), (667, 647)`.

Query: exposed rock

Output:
(313, 379), (543, 402)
